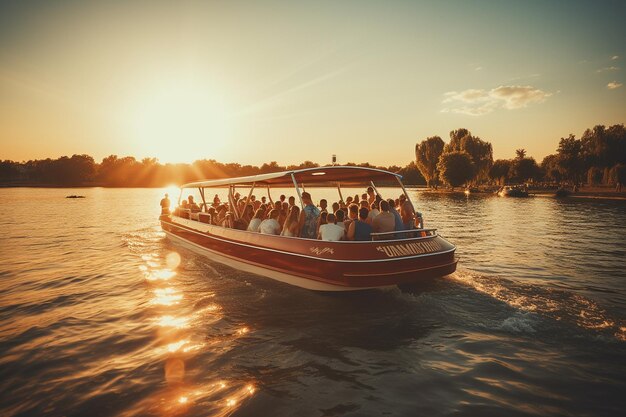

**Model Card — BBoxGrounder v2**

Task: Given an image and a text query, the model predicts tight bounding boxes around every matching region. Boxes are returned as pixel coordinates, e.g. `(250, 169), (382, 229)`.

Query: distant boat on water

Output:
(65, 195), (86, 198)
(498, 185), (529, 198)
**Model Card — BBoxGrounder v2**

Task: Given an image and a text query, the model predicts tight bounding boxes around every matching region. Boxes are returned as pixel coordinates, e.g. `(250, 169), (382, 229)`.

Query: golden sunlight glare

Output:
(129, 81), (232, 163)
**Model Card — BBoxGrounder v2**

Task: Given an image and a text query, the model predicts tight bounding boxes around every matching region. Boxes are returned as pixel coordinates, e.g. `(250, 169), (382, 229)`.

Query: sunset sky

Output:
(1, 0), (624, 166)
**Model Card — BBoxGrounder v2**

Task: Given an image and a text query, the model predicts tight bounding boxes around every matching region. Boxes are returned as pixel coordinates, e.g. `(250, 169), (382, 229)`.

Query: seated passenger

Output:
(387, 198), (405, 232)
(281, 206), (300, 237)
(372, 200), (396, 234)
(334, 209), (348, 234)
(247, 208), (265, 232)
(187, 196), (201, 213)
(348, 207), (373, 241)
(399, 194), (416, 229)
(233, 204), (253, 230)
(298, 192), (320, 239)
(331, 202), (340, 214)
(345, 204), (358, 229)
(259, 209), (281, 235)
(367, 201), (380, 223)
(207, 207), (218, 225)
(318, 213), (345, 241)
(221, 212), (234, 228)
(213, 194), (220, 206)
(316, 210), (328, 236)
(288, 196), (296, 209)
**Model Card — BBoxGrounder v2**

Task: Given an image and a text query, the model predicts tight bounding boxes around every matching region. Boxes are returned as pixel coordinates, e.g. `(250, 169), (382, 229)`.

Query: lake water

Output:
(0, 188), (624, 417)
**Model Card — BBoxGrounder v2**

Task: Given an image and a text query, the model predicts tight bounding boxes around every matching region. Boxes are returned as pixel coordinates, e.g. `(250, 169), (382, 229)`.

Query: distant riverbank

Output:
(414, 185), (626, 200)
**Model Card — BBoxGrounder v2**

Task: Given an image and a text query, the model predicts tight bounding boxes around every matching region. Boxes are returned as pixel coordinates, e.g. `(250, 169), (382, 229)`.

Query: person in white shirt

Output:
(317, 213), (345, 241)
(259, 209), (282, 235)
(247, 208), (265, 232)
(367, 200), (380, 224)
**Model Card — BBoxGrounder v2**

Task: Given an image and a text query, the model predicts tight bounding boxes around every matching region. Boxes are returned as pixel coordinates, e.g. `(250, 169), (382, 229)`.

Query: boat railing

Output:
(370, 228), (437, 241)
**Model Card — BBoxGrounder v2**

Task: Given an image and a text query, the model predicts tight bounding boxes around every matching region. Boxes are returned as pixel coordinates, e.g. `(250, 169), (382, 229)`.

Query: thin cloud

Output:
(441, 85), (551, 116)
(611, 55), (619, 60)
(607, 81), (622, 90)
(474, 66), (483, 71)
(597, 66), (620, 73)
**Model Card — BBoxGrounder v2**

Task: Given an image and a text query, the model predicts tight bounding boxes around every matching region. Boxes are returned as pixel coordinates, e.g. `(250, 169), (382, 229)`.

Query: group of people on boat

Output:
(167, 186), (422, 241)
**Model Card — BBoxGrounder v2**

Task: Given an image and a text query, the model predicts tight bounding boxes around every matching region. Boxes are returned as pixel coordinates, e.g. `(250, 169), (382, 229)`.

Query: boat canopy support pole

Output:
(177, 188), (183, 206)
(396, 176), (419, 226)
(291, 174), (304, 208)
(245, 182), (256, 210)
(199, 187), (207, 212)
(336, 182), (344, 203)
(229, 185), (242, 219)
(266, 185), (272, 204)
(370, 181), (383, 200)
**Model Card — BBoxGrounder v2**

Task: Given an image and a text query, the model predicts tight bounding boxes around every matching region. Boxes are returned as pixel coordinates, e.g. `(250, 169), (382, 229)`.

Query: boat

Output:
(160, 166), (458, 291)
(498, 185), (529, 198)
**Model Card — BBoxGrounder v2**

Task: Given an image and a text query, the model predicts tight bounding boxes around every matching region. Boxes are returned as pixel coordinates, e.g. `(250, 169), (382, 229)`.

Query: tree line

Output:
(415, 124), (626, 189)
(2, 123), (624, 188)
(0, 155), (426, 187)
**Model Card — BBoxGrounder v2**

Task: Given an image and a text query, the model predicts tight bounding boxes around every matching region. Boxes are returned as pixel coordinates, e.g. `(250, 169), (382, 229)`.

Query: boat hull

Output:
(161, 217), (457, 291)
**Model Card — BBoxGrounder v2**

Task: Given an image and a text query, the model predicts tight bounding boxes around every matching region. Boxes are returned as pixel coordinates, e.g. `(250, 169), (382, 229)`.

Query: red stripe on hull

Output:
(161, 218), (457, 290)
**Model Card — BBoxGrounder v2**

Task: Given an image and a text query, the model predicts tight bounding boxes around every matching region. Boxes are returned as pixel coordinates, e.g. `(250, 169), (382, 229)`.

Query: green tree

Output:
(445, 129), (493, 184)
(556, 135), (585, 185)
(437, 151), (475, 190)
(489, 159), (512, 185)
(398, 161), (426, 185)
(511, 157), (540, 183)
(415, 136), (445, 189)
(541, 154), (561, 183)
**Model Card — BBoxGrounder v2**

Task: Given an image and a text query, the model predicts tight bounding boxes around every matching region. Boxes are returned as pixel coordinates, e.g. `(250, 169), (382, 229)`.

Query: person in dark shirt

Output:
(348, 207), (373, 241)
(160, 193), (171, 215)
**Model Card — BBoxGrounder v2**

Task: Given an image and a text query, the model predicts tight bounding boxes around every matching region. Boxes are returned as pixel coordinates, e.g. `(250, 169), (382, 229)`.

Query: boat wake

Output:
(448, 268), (625, 342)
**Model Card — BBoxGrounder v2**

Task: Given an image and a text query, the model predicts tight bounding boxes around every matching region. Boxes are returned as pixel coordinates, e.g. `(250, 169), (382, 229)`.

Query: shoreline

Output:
(412, 187), (626, 201)
(2, 184), (625, 201)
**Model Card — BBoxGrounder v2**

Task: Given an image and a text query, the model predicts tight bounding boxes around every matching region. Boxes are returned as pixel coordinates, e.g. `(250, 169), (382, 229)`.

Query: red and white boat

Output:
(160, 166), (457, 291)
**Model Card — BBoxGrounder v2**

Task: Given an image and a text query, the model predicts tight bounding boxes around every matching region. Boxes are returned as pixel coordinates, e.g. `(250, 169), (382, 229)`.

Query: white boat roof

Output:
(181, 166), (403, 188)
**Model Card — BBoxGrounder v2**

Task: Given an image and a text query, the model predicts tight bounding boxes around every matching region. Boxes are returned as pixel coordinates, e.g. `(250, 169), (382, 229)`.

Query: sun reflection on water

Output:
(151, 287), (183, 306)
(146, 269), (177, 281)
(156, 315), (189, 329)
(137, 248), (258, 415)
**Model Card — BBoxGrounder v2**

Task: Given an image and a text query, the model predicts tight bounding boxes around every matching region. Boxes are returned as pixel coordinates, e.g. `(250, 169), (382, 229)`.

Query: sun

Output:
(129, 81), (232, 163)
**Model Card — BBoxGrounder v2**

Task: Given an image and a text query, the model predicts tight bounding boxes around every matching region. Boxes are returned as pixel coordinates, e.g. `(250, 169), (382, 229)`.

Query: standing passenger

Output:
(160, 193), (171, 215)
(367, 186), (376, 205)
(319, 199), (328, 212)
(298, 192), (320, 239)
